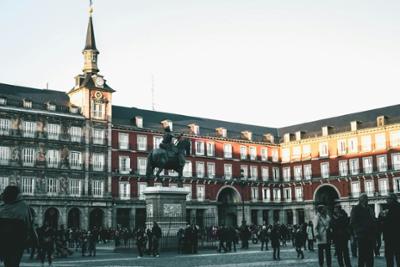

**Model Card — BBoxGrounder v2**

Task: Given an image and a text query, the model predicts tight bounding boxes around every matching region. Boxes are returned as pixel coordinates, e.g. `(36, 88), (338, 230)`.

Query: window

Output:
(302, 145), (311, 158)
(348, 138), (358, 154)
(240, 165), (248, 178)
(379, 179), (389, 196)
(46, 178), (59, 195)
(364, 180), (374, 197)
(361, 136), (372, 152)
(0, 97), (6, 105)
(92, 102), (104, 120)
(390, 131), (400, 148)
(69, 151), (82, 169)
(0, 146), (10, 165)
(92, 180), (104, 197)
(292, 146), (301, 160)
(46, 149), (60, 168)
(206, 142), (215, 157)
(22, 148), (35, 167)
(262, 188), (270, 202)
(224, 164), (232, 179)
(394, 178), (400, 193)
(240, 146), (247, 160)
(135, 117), (143, 128)
(69, 179), (82, 196)
(339, 160), (348, 176)
(304, 164), (312, 180)
(295, 187), (303, 201)
(251, 187), (258, 202)
(282, 148), (290, 163)
(351, 181), (360, 198)
(337, 140), (347, 155)
(320, 162), (330, 178)
(23, 100), (32, 109)
(283, 167), (291, 181)
(119, 156), (131, 174)
(119, 182), (130, 200)
(137, 157), (147, 175)
(375, 133), (386, 150)
(319, 142), (329, 157)
(272, 149), (279, 162)
(47, 103), (56, 111)
(184, 185), (192, 201)
(119, 133), (129, 149)
(377, 155), (387, 172)
(0, 118), (11, 135)
(195, 141), (205, 156)
(349, 158), (359, 175)
(273, 188), (281, 202)
(224, 144), (232, 159)
(272, 167), (280, 180)
(92, 153), (105, 171)
(261, 148), (268, 161)
(392, 153), (400, 171)
(0, 177), (9, 192)
(284, 188), (292, 202)
(183, 161), (192, 177)
(153, 136), (163, 149)
(47, 123), (60, 140)
(21, 177), (34, 195)
(137, 135), (147, 151)
(93, 129), (105, 145)
(196, 162), (205, 178)
(23, 121), (36, 138)
(249, 147), (257, 160)
(261, 167), (269, 181)
(207, 162), (215, 178)
(197, 185), (205, 201)
(362, 157), (373, 174)
(70, 126), (82, 142)
(250, 166), (258, 180)
(138, 183), (147, 200)
(294, 165), (302, 181)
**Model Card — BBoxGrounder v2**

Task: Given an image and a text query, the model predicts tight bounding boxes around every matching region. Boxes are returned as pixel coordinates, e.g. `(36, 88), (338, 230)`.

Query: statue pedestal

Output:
(144, 187), (189, 246)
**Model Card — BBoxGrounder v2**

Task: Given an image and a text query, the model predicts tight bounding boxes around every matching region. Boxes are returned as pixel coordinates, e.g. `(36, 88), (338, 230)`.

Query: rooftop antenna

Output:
(45, 82), (49, 90)
(151, 74), (156, 111)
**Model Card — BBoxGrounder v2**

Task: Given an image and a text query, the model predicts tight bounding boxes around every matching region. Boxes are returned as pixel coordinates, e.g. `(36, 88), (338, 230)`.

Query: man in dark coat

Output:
(0, 186), (35, 267)
(152, 222), (162, 257)
(383, 193), (400, 267)
(331, 205), (352, 267)
(217, 225), (227, 253)
(350, 193), (376, 267)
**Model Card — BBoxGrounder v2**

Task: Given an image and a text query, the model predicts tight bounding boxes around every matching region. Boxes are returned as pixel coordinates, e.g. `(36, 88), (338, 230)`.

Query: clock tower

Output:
(68, 5), (114, 121)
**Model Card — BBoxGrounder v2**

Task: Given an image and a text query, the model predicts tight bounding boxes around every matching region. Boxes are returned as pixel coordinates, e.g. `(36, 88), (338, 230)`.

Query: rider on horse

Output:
(159, 126), (186, 166)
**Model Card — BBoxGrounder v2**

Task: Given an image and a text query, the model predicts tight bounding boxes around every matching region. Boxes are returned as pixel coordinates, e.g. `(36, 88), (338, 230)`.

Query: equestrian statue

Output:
(146, 126), (190, 187)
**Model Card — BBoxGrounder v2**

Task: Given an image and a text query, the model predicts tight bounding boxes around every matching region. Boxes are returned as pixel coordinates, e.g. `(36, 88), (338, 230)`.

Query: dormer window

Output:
(161, 120), (173, 131)
(0, 97), (6, 105)
(241, 131), (252, 141)
(351, 121), (361, 131)
(70, 106), (79, 114)
(23, 99), (32, 109)
(377, 116), (387, 127)
(216, 127), (227, 138)
(47, 103), (56, 111)
(188, 124), (200, 135)
(135, 116), (143, 128)
(263, 133), (274, 143)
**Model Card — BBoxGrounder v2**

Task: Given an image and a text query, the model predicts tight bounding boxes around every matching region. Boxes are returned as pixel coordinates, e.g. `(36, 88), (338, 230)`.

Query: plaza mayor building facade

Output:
(1, 13), (400, 230)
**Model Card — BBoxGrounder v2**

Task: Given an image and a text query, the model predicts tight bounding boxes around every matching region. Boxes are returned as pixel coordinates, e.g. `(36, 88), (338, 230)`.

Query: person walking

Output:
(314, 205), (332, 267)
(88, 230), (97, 257)
(38, 223), (55, 267)
(0, 185), (36, 267)
(151, 222), (162, 257)
(270, 222), (281, 260)
(217, 225), (227, 253)
(382, 193), (400, 267)
(306, 221), (315, 251)
(136, 227), (147, 258)
(259, 225), (268, 251)
(350, 194), (376, 267)
(294, 225), (305, 259)
(331, 205), (352, 267)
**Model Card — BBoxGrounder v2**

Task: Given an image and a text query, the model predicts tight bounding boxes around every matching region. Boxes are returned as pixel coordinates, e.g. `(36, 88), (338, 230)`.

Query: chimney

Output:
(295, 131), (306, 141)
(350, 121), (361, 132)
(241, 131), (252, 141)
(322, 126), (333, 137)
(188, 124), (200, 135)
(283, 133), (294, 143)
(263, 133), (274, 143)
(216, 127), (227, 138)
(376, 116), (387, 127)
(135, 116), (143, 128)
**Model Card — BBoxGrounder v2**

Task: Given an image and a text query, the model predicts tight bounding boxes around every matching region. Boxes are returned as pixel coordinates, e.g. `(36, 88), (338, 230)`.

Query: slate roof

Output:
(84, 16), (97, 51)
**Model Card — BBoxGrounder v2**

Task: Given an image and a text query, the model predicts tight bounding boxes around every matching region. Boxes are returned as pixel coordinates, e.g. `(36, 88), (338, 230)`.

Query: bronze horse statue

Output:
(146, 138), (191, 185)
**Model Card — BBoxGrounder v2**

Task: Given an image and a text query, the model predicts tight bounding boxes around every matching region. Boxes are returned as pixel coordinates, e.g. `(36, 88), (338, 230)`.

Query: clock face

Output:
(95, 77), (104, 87)
(95, 91), (103, 99)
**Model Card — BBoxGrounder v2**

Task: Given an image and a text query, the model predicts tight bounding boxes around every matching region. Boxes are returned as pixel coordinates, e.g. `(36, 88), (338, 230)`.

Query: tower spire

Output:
(82, 0), (99, 73)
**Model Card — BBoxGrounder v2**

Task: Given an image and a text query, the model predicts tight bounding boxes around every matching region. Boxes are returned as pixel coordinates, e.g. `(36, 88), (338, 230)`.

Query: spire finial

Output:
(89, 0), (94, 16)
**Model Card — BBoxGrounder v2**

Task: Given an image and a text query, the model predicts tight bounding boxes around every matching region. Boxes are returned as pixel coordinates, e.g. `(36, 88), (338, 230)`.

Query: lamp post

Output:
(237, 170), (246, 226)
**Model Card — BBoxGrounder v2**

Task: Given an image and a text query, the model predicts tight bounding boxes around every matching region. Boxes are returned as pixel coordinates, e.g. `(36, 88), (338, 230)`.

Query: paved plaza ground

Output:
(19, 244), (388, 267)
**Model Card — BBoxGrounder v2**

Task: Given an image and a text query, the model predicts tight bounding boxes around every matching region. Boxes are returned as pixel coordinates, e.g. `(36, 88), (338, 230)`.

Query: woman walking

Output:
(314, 205), (332, 267)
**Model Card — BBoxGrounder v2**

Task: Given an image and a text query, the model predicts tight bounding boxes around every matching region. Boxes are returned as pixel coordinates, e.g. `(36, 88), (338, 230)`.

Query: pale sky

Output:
(1, 0), (400, 128)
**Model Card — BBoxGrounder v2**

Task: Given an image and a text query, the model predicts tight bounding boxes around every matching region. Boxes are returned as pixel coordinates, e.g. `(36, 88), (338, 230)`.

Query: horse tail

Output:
(146, 151), (153, 178)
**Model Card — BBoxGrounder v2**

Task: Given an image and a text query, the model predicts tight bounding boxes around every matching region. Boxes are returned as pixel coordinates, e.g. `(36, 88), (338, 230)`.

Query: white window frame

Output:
(118, 133), (129, 150)
(137, 157), (147, 175)
(119, 156), (131, 174)
(196, 161), (205, 178)
(302, 145), (311, 158)
(240, 165), (248, 179)
(249, 146), (257, 161)
(23, 121), (36, 138)
(0, 146), (10, 165)
(183, 161), (193, 177)
(46, 149), (60, 168)
(348, 138), (358, 154)
(69, 179), (82, 197)
(272, 149), (279, 162)
(362, 157), (373, 174)
(361, 135), (372, 152)
(272, 167), (280, 181)
(119, 182), (131, 200)
(364, 180), (374, 197)
(281, 148), (290, 163)
(0, 118), (11, 136)
(93, 128), (105, 145)
(320, 162), (330, 178)
(137, 135), (147, 151)
(0, 177), (9, 193)
(91, 101), (105, 120)
(207, 162), (215, 178)
(22, 148), (35, 167)
(390, 131), (400, 148)
(292, 146), (301, 160)
(153, 136), (163, 150)
(47, 123), (61, 140)
(284, 188), (292, 202)
(262, 188), (270, 202)
(224, 164), (232, 179)
(294, 165), (302, 181)
(224, 144), (232, 159)
(251, 187), (258, 202)
(349, 158), (359, 175)
(138, 182), (147, 200)
(339, 160), (348, 176)
(261, 166), (269, 181)
(21, 177), (35, 195)
(337, 139), (347, 155)
(319, 142), (329, 157)
(46, 178), (59, 196)
(379, 178), (389, 196)
(92, 153), (105, 171)
(393, 177), (400, 193)
(240, 146), (247, 160)
(206, 142), (215, 157)
(196, 185), (205, 201)
(377, 155), (387, 172)
(69, 126), (82, 142)
(283, 167), (291, 181)
(92, 180), (104, 197)
(295, 187), (303, 201)
(195, 141), (205, 156)
(69, 151), (82, 170)
(375, 133), (386, 150)
(351, 181), (360, 198)
(250, 165), (258, 180)
(184, 184), (192, 201)
(261, 148), (268, 161)
(304, 164), (312, 180)
(273, 188), (281, 202)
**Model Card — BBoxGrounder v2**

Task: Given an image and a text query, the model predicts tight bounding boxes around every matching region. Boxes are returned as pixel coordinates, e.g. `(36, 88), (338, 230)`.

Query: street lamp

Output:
(236, 170), (246, 226)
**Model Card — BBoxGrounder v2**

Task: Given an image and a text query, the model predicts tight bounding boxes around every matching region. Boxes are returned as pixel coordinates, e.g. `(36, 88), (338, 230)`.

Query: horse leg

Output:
(177, 168), (183, 188)
(156, 168), (163, 179)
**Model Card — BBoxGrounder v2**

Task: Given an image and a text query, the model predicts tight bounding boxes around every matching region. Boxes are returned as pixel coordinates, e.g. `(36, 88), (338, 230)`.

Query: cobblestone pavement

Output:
(20, 245), (387, 267)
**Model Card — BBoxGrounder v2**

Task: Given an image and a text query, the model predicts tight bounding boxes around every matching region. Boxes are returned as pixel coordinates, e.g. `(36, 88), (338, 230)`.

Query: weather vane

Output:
(89, 0), (94, 16)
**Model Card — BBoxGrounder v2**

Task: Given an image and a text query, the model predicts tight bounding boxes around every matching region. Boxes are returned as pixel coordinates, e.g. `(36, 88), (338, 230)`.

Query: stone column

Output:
(107, 207), (112, 228)
(60, 207), (67, 226)
(279, 209), (286, 225)
(257, 210), (263, 225)
(83, 207), (89, 230)
(374, 203), (381, 218)
(292, 209), (298, 225)
(267, 209), (273, 225)
(130, 208), (136, 229)
(244, 205), (251, 225)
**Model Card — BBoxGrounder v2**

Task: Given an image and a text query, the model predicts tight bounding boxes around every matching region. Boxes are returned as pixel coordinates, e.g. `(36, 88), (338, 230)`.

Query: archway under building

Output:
(314, 184), (340, 212)
(217, 186), (241, 227)
(44, 207), (59, 229)
(89, 208), (104, 229)
(67, 208), (81, 229)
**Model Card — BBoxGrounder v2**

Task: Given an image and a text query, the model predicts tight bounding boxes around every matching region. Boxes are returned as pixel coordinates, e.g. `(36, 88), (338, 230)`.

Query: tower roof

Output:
(84, 16), (97, 51)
